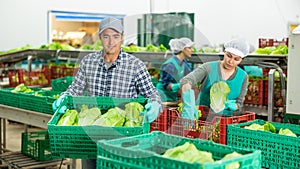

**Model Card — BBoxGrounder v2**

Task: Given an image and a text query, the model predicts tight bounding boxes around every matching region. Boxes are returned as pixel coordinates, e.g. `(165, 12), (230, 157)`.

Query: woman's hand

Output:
(181, 82), (192, 93)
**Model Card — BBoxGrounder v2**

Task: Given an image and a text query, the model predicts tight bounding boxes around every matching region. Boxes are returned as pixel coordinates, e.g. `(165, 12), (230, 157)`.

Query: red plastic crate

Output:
(150, 107), (168, 132)
(258, 38), (288, 48)
(168, 108), (256, 145)
(8, 70), (19, 87)
(8, 67), (51, 87)
(263, 79), (286, 107)
(47, 65), (78, 79)
(244, 79), (264, 105)
(168, 105), (210, 130)
(262, 68), (287, 77)
(62, 67), (78, 77)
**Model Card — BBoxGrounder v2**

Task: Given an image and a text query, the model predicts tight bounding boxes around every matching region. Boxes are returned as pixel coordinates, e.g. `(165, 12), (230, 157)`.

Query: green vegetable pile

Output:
(122, 44), (168, 52)
(244, 122), (297, 137)
(163, 142), (242, 168)
(197, 47), (220, 53)
(11, 83), (34, 93)
(57, 102), (145, 127)
(253, 45), (288, 55)
(10, 83), (59, 98)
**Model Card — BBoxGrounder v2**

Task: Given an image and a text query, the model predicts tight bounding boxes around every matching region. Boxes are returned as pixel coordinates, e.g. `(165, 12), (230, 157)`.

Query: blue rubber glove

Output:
(181, 89), (199, 120)
(141, 101), (161, 123)
(171, 83), (180, 92)
(225, 100), (237, 111)
(52, 94), (68, 113)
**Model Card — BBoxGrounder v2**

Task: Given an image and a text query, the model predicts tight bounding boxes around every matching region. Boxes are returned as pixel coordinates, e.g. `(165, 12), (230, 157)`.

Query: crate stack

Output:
(21, 130), (55, 161)
(243, 37), (288, 107)
(46, 64), (78, 80)
(8, 66), (51, 87)
(227, 119), (300, 169)
(258, 37), (288, 48)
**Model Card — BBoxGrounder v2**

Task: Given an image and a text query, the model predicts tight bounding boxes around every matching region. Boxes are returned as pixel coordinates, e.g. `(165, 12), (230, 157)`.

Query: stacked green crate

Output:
(21, 130), (55, 161)
(227, 119), (300, 169)
(19, 90), (60, 114)
(0, 88), (20, 107)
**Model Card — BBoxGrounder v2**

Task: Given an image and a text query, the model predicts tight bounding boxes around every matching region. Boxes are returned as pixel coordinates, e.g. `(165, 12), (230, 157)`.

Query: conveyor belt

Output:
(0, 151), (70, 169)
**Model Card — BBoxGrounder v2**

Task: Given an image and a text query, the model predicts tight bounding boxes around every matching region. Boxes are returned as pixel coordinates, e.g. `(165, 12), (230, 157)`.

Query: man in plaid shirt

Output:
(52, 16), (163, 169)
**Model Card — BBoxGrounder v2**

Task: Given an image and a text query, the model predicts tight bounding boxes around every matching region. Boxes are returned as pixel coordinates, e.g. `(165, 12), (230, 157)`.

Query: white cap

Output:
(169, 37), (195, 53)
(224, 38), (250, 58)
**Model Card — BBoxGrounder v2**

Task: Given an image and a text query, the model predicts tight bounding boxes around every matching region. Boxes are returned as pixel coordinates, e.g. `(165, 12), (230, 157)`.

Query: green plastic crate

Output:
(227, 119), (300, 169)
(21, 130), (55, 161)
(47, 95), (150, 159)
(97, 131), (261, 169)
(20, 90), (60, 114)
(0, 87), (42, 108)
(0, 88), (20, 107)
(19, 90), (60, 114)
(51, 76), (74, 92)
(97, 156), (141, 169)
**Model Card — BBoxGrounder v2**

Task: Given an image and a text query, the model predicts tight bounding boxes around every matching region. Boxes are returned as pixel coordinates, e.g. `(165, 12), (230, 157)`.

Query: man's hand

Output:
(141, 101), (161, 123)
(52, 94), (68, 113)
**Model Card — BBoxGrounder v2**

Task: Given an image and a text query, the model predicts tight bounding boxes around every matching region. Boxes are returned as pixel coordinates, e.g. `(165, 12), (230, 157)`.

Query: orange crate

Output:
(168, 108), (256, 144)
(244, 79), (264, 105)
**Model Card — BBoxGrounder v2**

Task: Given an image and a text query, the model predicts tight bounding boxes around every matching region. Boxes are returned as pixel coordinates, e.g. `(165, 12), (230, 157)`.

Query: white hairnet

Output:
(169, 37), (195, 53)
(224, 38), (250, 58)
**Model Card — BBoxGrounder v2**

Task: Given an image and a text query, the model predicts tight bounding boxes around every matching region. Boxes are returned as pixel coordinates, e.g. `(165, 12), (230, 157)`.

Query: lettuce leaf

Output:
(210, 81), (230, 113)
(57, 109), (78, 126)
(78, 107), (102, 126)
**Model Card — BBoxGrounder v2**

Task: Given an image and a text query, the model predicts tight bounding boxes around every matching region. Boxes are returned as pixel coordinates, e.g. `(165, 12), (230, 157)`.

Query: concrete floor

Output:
(3, 121), (82, 169)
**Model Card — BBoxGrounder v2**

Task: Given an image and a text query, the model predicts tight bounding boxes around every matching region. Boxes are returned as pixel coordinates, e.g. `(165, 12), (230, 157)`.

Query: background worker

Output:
(156, 37), (195, 102)
(180, 38), (250, 119)
(52, 16), (162, 169)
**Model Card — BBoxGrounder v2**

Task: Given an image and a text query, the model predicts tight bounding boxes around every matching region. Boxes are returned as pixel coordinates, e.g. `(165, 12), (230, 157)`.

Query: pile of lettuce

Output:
(163, 142), (242, 169)
(57, 102), (145, 127)
(244, 122), (297, 137)
(253, 45), (288, 55)
(11, 83), (34, 93)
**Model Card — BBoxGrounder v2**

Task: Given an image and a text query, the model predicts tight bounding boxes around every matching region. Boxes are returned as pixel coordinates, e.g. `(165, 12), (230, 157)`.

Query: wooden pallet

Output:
(0, 152), (71, 169)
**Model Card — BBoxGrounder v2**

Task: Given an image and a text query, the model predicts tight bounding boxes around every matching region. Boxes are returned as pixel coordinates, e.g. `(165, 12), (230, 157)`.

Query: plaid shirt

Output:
(64, 49), (161, 104)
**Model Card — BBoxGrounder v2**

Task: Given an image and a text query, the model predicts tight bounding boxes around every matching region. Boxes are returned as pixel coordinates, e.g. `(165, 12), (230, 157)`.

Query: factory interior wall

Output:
(0, 0), (299, 51)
